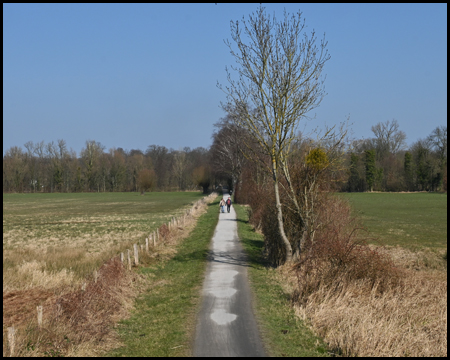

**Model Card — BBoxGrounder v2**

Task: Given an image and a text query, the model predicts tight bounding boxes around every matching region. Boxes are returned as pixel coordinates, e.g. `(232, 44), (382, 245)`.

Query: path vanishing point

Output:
(193, 191), (266, 357)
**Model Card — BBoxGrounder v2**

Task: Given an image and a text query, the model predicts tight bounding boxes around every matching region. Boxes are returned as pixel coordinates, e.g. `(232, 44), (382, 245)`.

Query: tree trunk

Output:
(272, 162), (292, 263)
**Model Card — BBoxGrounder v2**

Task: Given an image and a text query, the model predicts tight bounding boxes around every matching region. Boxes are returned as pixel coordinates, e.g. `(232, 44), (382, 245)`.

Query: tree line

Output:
(346, 121), (447, 192)
(3, 140), (216, 194)
(3, 121), (446, 197)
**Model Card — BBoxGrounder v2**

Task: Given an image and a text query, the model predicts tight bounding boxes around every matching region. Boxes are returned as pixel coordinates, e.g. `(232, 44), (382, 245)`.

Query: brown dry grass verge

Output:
(287, 196), (447, 357)
(2, 257), (141, 357)
(293, 268), (447, 357)
(2, 193), (217, 357)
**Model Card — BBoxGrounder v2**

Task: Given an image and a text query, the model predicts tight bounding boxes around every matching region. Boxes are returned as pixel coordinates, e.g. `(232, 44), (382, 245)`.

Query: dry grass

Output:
(3, 192), (205, 292)
(2, 192), (217, 357)
(3, 258), (141, 357)
(293, 267), (447, 357)
(285, 196), (448, 357)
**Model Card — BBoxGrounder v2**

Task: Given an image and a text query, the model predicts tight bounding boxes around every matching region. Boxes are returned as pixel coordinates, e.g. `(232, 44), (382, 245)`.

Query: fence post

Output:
(37, 305), (43, 328)
(156, 229), (159, 242)
(82, 282), (86, 291)
(120, 252), (124, 263)
(145, 237), (149, 252)
(134, 244), (139, 265)
(127, 249), (131, 270)
(7, 326), (15, 357)
(93, 270), (98, 283)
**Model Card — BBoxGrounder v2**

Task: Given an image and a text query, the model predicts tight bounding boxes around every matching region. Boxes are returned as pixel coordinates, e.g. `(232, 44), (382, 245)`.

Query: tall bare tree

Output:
(371, 119), (406, 159)
(219, 6), (330, 263)
(172, 149), (189, 190)
(81, 140), (105, 191)
(427, 125), (447, 163)
(211, 115), (247, 191)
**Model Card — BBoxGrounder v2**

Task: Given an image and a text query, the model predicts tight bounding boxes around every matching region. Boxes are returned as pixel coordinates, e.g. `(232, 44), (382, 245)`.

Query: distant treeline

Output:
(3, 142), (215, 193)
(344, 123), (447, 192)
(2, 122), (447, 194)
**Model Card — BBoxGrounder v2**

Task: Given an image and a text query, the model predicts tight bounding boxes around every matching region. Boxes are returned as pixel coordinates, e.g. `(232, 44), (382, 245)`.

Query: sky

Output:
(3, 3), (447, 156)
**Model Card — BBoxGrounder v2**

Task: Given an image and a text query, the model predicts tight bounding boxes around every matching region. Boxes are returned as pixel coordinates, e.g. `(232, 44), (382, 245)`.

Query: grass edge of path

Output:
(234, 204), (330, 357)
(105, 195), (219, 357)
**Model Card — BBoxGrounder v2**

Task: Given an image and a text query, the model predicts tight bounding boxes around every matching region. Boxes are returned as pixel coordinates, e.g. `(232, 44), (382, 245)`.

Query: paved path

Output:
(193, 192), (266, 357)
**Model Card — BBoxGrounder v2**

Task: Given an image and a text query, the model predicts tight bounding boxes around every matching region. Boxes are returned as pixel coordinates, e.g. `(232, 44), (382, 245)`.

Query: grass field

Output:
(338, 192), (447, 250)
(3, 191), (205, 292)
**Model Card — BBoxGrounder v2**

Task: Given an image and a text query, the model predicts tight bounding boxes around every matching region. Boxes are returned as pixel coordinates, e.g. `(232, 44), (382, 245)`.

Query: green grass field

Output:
(338, 192), (447, 250)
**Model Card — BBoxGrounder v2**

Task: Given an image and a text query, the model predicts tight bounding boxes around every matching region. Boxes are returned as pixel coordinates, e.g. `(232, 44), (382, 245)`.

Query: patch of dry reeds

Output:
(294, 270), (447, 357)
(290, 196), (447, 357)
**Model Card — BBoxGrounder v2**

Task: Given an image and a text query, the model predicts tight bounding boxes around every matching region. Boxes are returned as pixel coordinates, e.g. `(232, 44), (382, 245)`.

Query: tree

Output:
(81, 140), (105, 191)
(211, 115), (247, 192)
(220, 6), (330, 263)
(427, 126), (447, 190)
(145, 145), (170, 190)
(371, 119), (406, 160)
(109, 148), (127, 191)
(137, 168), (157, 194)
(348, 153), (362, 192)
(192, 166), (211, 194)
(403, 152), (414, 191)
(427, 126), (447, 162)
(364, 150), (376, 192)
(172, 149), (189, 190)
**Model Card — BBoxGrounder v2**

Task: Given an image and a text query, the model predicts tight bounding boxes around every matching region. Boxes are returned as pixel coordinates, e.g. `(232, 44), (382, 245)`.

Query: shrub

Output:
(292, 196), (403, 304)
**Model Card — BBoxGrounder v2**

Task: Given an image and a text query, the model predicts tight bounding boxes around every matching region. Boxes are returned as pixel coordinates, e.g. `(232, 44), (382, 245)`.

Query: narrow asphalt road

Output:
(193, 192), (266, 357)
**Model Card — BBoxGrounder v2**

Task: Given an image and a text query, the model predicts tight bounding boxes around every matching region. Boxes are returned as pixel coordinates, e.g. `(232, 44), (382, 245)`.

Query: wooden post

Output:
(156, 229), (159, 242)
(56, 303), (62, 318)
(127, 249), (131, 270)
(134, 244), (139, 265)
(7, 326), (15, 357)
(93, 270), (98, 283)
(153, 233), (156, 246)
(37, 305), (43, 328)
(120, 252), (124, 263)
(82, 282), (86, 291)
(145, 237), (149, 252)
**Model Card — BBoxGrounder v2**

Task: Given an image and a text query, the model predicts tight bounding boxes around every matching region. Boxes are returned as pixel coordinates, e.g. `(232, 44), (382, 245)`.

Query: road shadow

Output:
(206, 249), (251, 268)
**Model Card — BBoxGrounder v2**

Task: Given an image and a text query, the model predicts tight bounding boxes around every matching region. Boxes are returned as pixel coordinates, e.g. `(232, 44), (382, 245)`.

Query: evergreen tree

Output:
(348, 153), (361, 192)
(404, 152), (414, 191)
(364, 150), (376, 192)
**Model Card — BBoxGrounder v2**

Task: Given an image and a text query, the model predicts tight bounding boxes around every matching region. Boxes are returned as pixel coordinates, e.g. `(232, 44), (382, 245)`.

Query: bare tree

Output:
(427, 125), (447, 162)
(371, 119), (406, 159)
(81, 140), (105, 191)
(219, 6), (330, 263)
(211, 115), (247, 191)
(172, 149), (189, 190)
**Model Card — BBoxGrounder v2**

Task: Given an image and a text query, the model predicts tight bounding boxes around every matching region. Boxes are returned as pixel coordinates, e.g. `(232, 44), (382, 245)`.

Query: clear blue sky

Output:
(3, 3), (447, 155)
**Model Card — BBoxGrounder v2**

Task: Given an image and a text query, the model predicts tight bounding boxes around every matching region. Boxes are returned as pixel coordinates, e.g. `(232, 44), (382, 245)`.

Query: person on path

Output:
(219, 198), (225, 213)
(226, 196), (232, 213)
